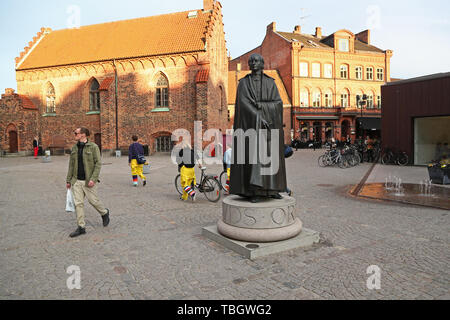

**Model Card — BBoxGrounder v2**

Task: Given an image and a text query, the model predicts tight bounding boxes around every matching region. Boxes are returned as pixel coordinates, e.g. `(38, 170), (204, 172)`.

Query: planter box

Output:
(428, 165), (450, 185)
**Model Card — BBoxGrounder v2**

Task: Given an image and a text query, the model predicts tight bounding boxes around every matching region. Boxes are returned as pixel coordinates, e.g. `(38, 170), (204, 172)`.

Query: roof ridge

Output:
(51, 8), (204, 33)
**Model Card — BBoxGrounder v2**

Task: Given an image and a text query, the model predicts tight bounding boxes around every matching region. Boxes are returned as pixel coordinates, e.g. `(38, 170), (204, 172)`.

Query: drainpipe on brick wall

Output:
(113, 59), (119, 152)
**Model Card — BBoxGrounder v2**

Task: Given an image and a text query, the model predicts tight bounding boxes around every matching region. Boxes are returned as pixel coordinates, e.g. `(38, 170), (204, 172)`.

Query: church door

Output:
(9, 131), (18, 153)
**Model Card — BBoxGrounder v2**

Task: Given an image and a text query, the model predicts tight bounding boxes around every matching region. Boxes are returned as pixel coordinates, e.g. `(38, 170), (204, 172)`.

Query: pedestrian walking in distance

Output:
(66, 127), (110, 238)
(33, 136), (39, 159)
(128, 135), (147, 187)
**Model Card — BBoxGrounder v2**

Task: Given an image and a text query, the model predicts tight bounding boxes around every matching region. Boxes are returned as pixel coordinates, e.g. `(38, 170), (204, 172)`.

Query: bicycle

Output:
(381, 148), (409, 166)
(175, 167), (222, 202)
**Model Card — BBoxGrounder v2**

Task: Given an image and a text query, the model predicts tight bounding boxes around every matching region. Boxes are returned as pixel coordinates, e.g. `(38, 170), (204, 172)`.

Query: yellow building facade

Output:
(230, 24), (393, 143)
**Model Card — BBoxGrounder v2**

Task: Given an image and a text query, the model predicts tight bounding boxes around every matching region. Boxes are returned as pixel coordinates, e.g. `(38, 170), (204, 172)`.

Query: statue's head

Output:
(248, 54), (264, 72)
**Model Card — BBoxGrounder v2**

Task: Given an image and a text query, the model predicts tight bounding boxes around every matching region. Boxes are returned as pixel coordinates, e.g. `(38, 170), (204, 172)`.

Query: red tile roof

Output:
(17, 9), (213, 70)
(196, 68), (209, 83)
(18, 95), (38, 110)
(99, 77), (114, 91)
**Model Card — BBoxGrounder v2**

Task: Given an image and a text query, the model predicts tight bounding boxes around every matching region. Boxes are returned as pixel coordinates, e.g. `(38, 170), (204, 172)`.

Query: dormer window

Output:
(338, 39), (349, 52)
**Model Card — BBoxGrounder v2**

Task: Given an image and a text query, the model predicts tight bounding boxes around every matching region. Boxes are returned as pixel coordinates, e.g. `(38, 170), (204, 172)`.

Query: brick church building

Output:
(0, 0), (228, 155)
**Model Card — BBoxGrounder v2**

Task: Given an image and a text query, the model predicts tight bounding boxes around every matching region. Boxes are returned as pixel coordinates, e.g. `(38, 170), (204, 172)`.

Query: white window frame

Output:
(300, 89), (309, 107)
(366, 67), (373, 80)
(340, 65), (348, 79)
(367, 94), (374, 109)
(312, 91), (321, 107)
(300, 62), (309, 77)
(324, 91), (332, 107)
(341, 93), (348, 108)
(338, 39), (349, 52)
(355, 66), (363, 80)
(376, 68), (384, 81)
(312, 63), (321, 78)
(324, 64), (333, 78)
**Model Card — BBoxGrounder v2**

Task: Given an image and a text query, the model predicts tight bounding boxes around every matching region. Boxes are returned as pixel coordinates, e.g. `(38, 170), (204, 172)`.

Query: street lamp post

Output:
(357, 94), (368, 139)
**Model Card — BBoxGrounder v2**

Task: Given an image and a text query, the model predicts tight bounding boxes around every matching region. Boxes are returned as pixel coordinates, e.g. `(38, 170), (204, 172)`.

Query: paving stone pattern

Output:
(0, 150), (448, 300)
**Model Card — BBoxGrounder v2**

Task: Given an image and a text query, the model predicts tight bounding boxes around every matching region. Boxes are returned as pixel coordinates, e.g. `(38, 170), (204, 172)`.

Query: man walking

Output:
(66, 127), (110, 238)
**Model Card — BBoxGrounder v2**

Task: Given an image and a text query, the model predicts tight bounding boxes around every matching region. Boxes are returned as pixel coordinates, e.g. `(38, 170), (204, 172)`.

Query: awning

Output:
(357, 117), (381, 130)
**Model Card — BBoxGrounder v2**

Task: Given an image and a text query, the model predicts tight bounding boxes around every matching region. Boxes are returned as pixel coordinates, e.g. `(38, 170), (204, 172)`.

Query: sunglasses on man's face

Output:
(74, 132), (81, 136)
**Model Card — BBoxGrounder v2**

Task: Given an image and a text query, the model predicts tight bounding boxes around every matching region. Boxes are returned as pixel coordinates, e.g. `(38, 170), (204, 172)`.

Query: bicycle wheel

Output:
(354, 153), (361, 165)
(338, 156), (347, 168)
(348, 154), (358, 167)
(397, 153), (409, 166)
(219, 170), (228, 192)
(203, 177), (221, 202)
(381, 154), (390, 165)
(318, 155), (327, 167)
(174, 174), (183, 195)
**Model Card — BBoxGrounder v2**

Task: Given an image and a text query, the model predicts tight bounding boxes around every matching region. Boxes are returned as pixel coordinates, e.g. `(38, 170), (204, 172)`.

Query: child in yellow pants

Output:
(130, 159), (146, 187)
(180, 166), (196, 201)
(128, 135), (147, 187)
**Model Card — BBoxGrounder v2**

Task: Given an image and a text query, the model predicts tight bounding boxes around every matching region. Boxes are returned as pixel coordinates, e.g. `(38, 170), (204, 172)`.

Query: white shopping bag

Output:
(66, 189), (75, 212)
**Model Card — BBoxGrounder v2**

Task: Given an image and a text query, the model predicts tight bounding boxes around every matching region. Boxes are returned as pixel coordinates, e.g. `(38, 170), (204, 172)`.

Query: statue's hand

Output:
(254, 102), (261, 110)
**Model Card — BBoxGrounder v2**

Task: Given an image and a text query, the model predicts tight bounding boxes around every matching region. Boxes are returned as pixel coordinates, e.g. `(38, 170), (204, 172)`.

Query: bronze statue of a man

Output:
(230, 53), (287, 203)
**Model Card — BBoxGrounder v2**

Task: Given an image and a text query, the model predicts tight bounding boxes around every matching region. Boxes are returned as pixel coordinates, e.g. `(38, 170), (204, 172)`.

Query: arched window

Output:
(355, 90), (364, 108)
(324, 89), (333, 107)
(340, 65), (348, 79)
(300, 88), (309, 107)
(89, 79), (100, 111)
(367, 92), (374, 109)
(155, 75), (169, 108)
(340, 89), (349, 108)
(312, 89), (321, 107)
(46, 83), (56, 113)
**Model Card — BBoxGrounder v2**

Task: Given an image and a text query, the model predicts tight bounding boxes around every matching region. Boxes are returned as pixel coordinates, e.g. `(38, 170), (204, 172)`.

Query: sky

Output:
(1, 0), (449, 91)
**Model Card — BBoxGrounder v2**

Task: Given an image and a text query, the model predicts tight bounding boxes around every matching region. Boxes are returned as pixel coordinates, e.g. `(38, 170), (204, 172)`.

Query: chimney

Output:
(203, 0), (214, 11)
(315, 27), (322, 38)
(293, 25), (301, 34)
(5, 88), (15, 96)
(356, 30), (370, 44)
(267, 22), (276, 33)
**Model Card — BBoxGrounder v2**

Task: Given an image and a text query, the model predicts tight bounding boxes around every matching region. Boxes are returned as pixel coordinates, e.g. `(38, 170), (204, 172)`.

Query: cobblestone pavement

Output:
(0, 150), (448, 300)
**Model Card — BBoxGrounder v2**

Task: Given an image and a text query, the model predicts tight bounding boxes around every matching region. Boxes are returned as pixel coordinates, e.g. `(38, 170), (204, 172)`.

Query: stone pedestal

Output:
(217, 195), (302, 243)
(202, 195), (319, 259)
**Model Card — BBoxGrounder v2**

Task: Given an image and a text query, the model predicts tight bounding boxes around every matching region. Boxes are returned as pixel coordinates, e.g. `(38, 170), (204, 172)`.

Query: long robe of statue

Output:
(230, 66), (287, 199)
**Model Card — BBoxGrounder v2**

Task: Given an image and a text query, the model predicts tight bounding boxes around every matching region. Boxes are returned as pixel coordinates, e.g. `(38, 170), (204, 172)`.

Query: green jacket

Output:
(66, 141), (102, 186)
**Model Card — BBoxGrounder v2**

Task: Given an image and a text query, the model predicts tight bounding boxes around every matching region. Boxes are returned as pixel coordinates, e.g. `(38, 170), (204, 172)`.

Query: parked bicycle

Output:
(218, 170), (229, 194)
(318, 144), (361, 169)
(175, 167), (222, 202)
(381, 148), (409, 166)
